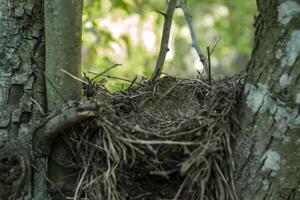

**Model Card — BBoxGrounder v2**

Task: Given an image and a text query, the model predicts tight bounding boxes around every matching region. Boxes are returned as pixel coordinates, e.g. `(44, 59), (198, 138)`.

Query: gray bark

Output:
(44, 0), (84, 196)
(234, 0), (300, 199)
(45, 0), (83, 110)
(0, 0), (48, 199)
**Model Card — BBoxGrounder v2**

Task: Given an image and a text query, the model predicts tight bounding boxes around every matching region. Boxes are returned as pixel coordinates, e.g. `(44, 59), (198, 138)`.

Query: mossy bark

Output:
(0, 0), (48, 199)
(234, 0), (300, 199)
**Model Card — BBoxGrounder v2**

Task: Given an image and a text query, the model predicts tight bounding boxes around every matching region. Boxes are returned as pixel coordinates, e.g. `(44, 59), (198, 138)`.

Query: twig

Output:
(74, 167), (88, 200)
(206, 37), (221, 85)
(184, 87), (197, 115)
(215, 161), (237, 200)
(117, 137), (200, 146)
(127, 75), (138, 90)
(87, 72), (143, 86)
(40, 70), (69, 105)
(207, 47), (212, 85)
(173, 176), (188, 200)
(91, 63), (122, 81)
(151, 0), (177, 80)
(31, 97), (46, 116)
(61, 69), (88, 85)
(154, 9), (166, 17)
(179, 0), (208, 73)
(210, 37), (221, 55)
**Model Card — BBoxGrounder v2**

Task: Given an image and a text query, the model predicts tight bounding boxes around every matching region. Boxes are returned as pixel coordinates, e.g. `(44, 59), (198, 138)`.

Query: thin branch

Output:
(31, 97), (46, 116)
(74, 167), (88, 200)
(34, 103), (98, 151)
(87, 72), (144, 86)
(40, 70), (69, 105)
(61, 69), (89, 85)
(91, 63), (122, 81)
(179, 0), (208, 73)
(154, 9), (167, 17)
(151, 0), (177, 80)
(210, 37), (221, 55)
(207, 47), (212, 85)
(173, 176), (188, 200)
(206, 37), (221, 85)
(127, 75), (138, 90)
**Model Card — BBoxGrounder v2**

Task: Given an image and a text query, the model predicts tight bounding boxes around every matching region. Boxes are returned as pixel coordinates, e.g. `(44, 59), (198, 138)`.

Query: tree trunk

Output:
(234, 0), (300, 199)
(0, 0), (83, 199)
(0, 0), (48, 199)
(45, 0), (83, 110)
(44, 0), (83, 196)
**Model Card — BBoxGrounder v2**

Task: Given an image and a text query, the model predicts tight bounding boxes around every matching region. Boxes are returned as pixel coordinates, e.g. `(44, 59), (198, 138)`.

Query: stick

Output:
(91, 63), (122, 81)
(61, 69), (88, 85)
(151, 0), (177, 80)
(74, 167), (88, 200)
(179, 0), (208, 73)
(207, 47), (212, 85)
(127, 75), (138, 90)
(210, 37), (221, 55)
(87, 73), (144, 86)
(40, 70), (69, 105)
(206, 37), (221, 85)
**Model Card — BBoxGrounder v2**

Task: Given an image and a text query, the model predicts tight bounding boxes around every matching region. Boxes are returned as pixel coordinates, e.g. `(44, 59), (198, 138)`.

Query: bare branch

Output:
(34, 103), (98, 151)
(207, 47), (212, 85)
(154, 9), (167, 17)
(91, 63), (122, 81)
(179, 0), (208, 73)
(151, 0), (177, 80)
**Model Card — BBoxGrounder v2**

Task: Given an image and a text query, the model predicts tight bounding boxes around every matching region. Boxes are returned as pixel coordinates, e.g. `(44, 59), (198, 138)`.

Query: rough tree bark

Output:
(0, 0), (47, 199)
(0, 0), (83, 199)
(234, 0), (300, 199)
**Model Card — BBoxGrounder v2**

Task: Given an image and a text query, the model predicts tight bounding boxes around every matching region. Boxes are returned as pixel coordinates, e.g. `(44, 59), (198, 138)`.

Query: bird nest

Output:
(60, 74), (243, 200)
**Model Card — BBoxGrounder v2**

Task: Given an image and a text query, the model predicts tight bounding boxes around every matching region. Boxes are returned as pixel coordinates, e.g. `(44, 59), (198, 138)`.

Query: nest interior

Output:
(58, 74), (243, 200)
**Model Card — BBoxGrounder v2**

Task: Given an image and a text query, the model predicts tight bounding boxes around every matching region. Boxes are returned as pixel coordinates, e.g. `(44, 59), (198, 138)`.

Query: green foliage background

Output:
(82, 0), (256, 90)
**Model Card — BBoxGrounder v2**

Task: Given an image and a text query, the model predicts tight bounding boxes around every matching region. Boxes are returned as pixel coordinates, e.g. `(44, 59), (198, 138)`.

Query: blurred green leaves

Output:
(82, 0), (256, 90)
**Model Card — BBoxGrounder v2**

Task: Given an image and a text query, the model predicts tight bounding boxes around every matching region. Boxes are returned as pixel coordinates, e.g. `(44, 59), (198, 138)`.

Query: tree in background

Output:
(0, 0), (299, 199)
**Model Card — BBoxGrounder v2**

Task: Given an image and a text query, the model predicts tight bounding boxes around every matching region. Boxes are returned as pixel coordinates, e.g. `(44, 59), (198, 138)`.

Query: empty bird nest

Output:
(55, 73), (243, 200)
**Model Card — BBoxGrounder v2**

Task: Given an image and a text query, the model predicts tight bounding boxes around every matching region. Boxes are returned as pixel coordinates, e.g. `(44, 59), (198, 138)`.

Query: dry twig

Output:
(179, 0), (208, 73)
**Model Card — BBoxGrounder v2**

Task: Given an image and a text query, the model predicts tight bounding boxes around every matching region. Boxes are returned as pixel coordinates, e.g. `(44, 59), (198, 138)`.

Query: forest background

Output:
(82, 0), (256, 89)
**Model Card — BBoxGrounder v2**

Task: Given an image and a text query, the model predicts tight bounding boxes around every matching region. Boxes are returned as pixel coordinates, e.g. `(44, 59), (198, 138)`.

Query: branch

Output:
(45, 0), (83, 111)
(207, 46), (212, 85)
(151, 0), (177, 80)
(179, 0), (208, 73)
(34, 103), (98, 152)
